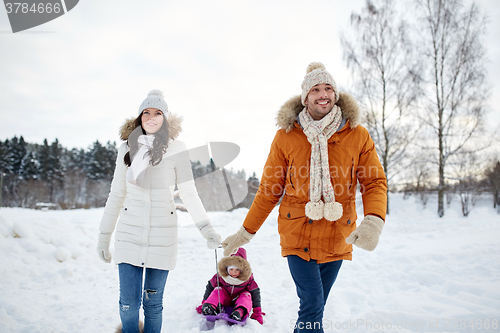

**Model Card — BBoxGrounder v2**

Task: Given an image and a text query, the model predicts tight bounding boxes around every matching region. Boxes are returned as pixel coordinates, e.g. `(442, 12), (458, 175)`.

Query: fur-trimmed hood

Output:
(118, 113), (183, 141)
(217, 247), (252, 283)
(276, 92), (360, 133)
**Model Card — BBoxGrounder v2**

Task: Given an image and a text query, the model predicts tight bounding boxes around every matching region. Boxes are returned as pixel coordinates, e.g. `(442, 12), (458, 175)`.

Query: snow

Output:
(0, 193), (499, 333)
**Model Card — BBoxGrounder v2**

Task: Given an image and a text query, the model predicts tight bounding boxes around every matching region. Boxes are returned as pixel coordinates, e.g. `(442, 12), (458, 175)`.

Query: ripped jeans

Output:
(118, 263), (169, 333)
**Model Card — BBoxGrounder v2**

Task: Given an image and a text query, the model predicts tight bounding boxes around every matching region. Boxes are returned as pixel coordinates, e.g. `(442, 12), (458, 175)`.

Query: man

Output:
(222, 62), (387, 332)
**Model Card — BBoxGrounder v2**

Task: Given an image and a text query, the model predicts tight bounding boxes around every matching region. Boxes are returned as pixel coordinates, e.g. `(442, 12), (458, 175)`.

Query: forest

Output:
(0, 136), (259, 211)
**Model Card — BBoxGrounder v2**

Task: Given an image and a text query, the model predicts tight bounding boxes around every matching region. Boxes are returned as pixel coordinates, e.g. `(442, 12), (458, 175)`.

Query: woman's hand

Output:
(97, 232), (112, 263)
(196, 221), (221, 249)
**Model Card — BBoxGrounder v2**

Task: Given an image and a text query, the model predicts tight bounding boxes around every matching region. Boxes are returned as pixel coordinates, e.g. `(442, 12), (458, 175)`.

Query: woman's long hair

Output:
(124, 113), (169, 167)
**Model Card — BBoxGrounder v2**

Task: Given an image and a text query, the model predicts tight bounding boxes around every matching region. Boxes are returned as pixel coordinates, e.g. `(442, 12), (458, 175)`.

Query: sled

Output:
(200, 307), (248, 331)
(199, 249), (249, 331)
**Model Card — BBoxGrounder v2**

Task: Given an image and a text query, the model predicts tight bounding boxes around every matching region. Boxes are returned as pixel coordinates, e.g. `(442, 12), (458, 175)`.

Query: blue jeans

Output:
(287, 256), (343, 333)
(118, 263), (169, 333)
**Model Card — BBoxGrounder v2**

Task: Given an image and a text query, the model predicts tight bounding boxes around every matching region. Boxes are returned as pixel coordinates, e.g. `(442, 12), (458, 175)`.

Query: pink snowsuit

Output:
(201, 248), (261, 317)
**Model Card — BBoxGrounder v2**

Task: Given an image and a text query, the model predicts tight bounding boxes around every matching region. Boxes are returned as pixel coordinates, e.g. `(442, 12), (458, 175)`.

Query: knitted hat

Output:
(227, 265), (239, 272)
(301, 62), (339, 106)
(138, 89), (169, 115)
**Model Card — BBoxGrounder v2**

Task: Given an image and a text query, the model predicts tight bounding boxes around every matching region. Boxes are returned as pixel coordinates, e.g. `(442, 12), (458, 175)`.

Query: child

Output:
(196, 247), (265, 324)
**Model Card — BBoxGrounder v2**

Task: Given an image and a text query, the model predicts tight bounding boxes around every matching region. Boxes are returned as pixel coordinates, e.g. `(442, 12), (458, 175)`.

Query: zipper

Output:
(349, 158), (354, 190)
(289, 160), (295, 190)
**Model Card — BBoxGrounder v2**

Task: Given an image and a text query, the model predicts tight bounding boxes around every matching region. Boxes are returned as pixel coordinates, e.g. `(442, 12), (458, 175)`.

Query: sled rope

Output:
(215, 248), (222, 314)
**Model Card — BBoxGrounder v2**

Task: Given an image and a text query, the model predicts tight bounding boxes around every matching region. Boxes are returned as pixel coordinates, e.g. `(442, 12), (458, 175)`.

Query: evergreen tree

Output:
(19, 149), (40, 181)
(2, 137), (27, 176)
(38, 139), (50, 181)
(46, 139), (65, 202)
(104, 141), (117, 180)
(64, 148), (86, 177)
(0, 139), (8, 174)
(48, 139), (65, 184)
(85, 140), (116, 181)
(11, 136), (27, 176)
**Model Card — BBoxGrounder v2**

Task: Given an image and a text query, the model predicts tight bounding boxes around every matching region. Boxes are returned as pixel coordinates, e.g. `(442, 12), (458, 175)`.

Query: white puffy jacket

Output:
(99, 115), (209, 270)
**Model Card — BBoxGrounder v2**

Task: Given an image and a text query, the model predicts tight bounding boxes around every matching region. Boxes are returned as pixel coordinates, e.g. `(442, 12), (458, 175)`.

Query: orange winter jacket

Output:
(243, 93), (387, 263)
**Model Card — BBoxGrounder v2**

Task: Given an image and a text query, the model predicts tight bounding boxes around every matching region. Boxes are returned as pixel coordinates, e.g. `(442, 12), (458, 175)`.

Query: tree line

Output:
(0, 136), (259, 211)
(341, 0), (500, 216)
(0, 136), (117, 209)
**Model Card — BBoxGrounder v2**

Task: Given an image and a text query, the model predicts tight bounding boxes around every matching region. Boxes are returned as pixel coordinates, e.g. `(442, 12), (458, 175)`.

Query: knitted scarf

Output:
(299, 106), (343, 221)
(126, 135), (155, 188)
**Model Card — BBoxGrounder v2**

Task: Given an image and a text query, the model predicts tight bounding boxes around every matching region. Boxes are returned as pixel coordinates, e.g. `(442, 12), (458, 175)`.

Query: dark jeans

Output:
(287, 255), (343, 333)
(118, 263), (169, 333)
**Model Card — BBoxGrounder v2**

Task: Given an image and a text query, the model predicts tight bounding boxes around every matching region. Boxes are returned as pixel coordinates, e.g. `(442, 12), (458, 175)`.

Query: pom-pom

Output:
(324, 201), (343, 221)
(147, 89), (164, 98)
(305, 200), (324, 220)
(306, 62), (326, 74)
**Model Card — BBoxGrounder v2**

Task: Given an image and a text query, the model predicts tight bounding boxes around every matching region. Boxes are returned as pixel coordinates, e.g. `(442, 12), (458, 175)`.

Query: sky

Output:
(0, 0), (499, 178)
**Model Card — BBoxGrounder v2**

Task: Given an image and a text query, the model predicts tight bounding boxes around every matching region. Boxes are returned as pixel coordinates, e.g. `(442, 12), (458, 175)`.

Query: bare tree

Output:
(449, 151), (482, 216)
(484, 160), (500, 212)
(413, 0), (489, 217)
(341, 0), (420, 214)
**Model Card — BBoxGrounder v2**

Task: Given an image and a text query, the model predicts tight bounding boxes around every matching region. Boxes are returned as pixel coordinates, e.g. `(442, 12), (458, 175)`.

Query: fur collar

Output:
(276, 92), (360, 133)
(217, 253), (252, 283)
(119, 113), (183, 141)
(221, 275), (246, 285)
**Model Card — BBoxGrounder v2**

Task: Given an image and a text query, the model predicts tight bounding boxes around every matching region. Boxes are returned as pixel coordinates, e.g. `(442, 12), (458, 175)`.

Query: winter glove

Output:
(250, 307), (265, 325)
(97, 232), (112, 263)
(195, 299), (207, 314)
(196, 221), (221, 249)
(221, 225), (255, 256)
(345, 215), (384, 251)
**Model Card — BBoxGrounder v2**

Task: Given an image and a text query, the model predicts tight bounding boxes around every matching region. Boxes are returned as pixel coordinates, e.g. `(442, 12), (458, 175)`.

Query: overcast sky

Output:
(1, 0), (498, 178)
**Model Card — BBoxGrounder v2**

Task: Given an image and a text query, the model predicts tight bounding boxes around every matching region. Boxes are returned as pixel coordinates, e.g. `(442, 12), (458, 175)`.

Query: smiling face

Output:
(304, 83), (336, 120)
(141, 108), (164, 134)
(228, 267), (241, 278)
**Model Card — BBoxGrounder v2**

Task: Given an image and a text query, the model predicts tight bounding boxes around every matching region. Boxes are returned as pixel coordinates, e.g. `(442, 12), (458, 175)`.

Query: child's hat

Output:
(218, 247), (251, 282)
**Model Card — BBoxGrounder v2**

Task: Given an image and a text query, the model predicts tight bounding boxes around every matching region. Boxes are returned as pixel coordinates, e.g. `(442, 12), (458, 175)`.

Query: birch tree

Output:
(341, 0), (420, 214)
(414, 0), (488, 217)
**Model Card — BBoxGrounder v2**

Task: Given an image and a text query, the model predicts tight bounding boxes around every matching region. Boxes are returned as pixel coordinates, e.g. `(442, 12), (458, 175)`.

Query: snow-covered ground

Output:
(0, 193), (499, 333)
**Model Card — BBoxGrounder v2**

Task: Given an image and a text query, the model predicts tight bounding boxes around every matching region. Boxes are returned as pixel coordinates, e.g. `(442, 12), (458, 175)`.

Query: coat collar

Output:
(119, 113), (183, 141)
(276, 92), (360, 133)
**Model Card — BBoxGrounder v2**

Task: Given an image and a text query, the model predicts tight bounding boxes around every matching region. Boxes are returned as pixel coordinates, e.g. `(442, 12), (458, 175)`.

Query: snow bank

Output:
(0, 193), (499, 332)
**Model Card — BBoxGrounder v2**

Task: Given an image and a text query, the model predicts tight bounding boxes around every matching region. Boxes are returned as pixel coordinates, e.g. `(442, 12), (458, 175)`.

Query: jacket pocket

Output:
(333, 209), (356, 254)
(278, 205), (306, 248)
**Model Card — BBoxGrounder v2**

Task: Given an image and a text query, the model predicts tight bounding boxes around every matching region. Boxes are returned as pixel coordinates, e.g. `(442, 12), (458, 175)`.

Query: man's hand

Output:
(221, 226), (255, 256)
(346, 215), (384, 251)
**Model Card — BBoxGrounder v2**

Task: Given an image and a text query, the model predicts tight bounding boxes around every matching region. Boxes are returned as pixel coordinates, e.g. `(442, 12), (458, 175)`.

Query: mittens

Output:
(250, 307), (265, 324)
(97, 232), (112, 263)
(196, 221), (221, 249)
(221, 225), (255, 256)
(346, 215), (384, 251)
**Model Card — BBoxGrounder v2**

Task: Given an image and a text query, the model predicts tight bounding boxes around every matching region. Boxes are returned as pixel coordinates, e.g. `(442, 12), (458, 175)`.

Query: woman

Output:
(97, 89), (221, 333)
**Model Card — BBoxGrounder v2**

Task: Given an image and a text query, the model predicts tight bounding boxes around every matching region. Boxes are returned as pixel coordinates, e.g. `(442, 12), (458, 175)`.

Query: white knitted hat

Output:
(301, 62), (339, 106)
(138, 89), (169, 115)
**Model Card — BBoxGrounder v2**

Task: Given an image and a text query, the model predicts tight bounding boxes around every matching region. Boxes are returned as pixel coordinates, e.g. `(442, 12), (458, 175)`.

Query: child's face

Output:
(228, 268), (240, 278)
